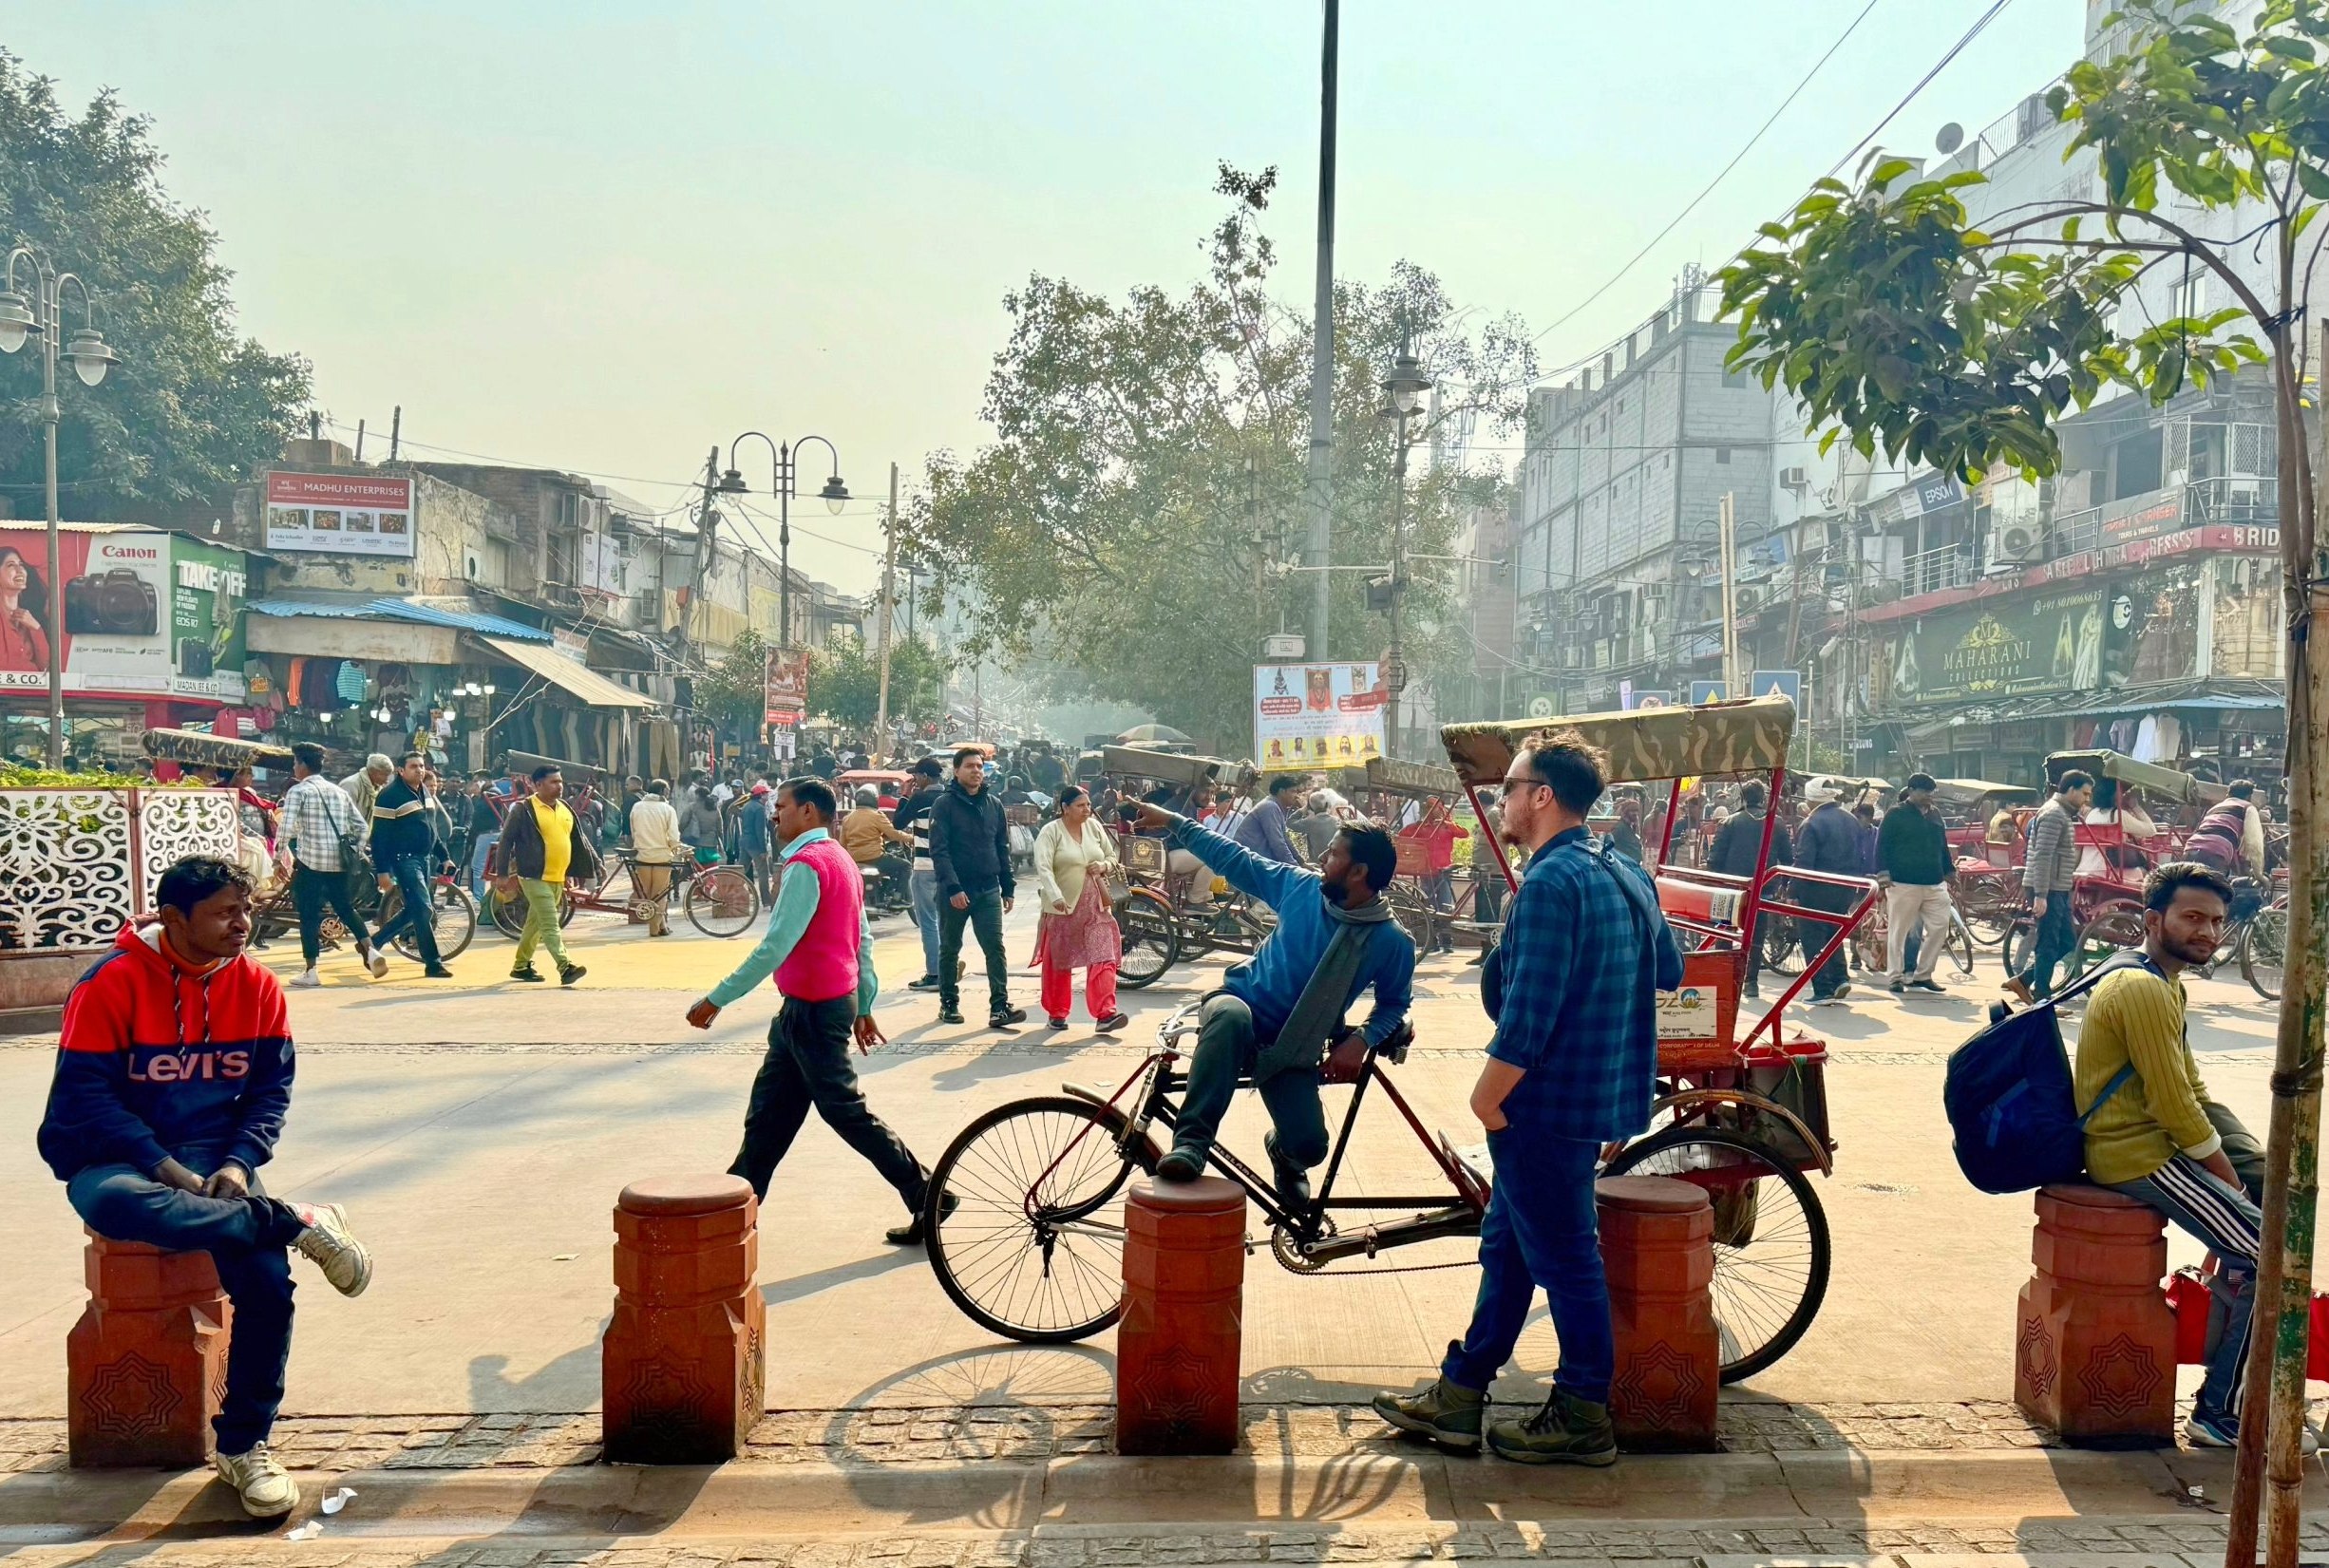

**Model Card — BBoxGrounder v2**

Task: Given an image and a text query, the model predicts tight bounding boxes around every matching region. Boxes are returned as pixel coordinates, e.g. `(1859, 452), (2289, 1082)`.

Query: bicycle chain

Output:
(1265, 1224), (1479, 1276)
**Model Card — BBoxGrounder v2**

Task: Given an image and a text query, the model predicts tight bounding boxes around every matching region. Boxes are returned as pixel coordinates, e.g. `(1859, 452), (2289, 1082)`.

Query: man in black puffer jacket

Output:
(929, 747), (1023, 1029)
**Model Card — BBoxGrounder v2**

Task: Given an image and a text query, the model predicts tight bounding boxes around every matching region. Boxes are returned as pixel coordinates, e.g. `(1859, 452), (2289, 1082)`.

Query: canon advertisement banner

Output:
(0, 527), (175, 696)
(265, 470), (416, 557)
(1253, 662), (1386, 770)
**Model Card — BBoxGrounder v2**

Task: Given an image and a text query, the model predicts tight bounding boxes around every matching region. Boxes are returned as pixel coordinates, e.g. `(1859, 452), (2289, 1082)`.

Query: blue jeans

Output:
(368, 854), (443, 967)
(1168, 993), (1328, 1171)
(909, 868), (941, 980)
(66, 1146), (307, 1455)
(938, 887), (1011, 1013)
(468, 831), (501, 900)
(2020, 895), (2076, 996)
(1443, 1129), (1614, 1405)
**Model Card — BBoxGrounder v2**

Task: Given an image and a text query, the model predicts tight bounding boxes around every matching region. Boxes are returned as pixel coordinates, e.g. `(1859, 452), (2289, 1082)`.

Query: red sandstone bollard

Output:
(1597, 1175), (1718, 1452)
(1117, 1175), (1245, 1455)
(602, 1174), (765, 1464)
(68, 1233), (232, 1467)
(2015, 1183), (2176, 1445)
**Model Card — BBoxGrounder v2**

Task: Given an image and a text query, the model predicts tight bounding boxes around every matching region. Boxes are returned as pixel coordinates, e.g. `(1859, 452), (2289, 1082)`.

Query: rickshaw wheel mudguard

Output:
(1649, 1086), (1834, 1176)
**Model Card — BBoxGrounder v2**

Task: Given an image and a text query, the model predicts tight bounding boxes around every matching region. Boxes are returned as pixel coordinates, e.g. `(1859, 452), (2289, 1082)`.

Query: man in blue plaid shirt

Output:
(1376, 729), (1681, 1466)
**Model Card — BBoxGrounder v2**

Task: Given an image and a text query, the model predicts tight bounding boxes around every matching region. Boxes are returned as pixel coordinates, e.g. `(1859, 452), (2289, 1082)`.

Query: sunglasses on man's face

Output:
(1498, 775), (1550, 799)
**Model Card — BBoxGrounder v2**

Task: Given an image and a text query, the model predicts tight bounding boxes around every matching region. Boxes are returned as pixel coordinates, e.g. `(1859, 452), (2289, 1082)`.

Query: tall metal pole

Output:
(1718, 492), (1740, 695)
(1304, 0), (1340, 661)
(874, 462), (900, 756)
(41, 267), (62, 770)
(1384, 415), (1410, 759)
(778, 443), (793, 650)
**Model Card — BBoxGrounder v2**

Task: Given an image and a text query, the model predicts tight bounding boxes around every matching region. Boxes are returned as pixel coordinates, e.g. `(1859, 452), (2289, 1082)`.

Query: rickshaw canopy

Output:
(1102, 746), (1253, 791)
(1442, 695), (1796, 788)
(502, 748), (609, 783)
(1930, 778), (2040, 807)
(141, 727), (294, 770)
(1325, 755), (1463, 800)
(2044, 749), (2224, 807)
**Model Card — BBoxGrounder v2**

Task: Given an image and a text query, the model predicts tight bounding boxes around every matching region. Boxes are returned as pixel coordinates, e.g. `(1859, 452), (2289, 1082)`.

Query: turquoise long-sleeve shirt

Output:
(704, 828), (879, 1014)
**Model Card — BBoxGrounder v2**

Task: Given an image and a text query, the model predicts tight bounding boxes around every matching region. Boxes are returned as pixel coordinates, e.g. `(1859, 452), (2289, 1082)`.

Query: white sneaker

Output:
(214, 1441), (298, 1518)
(364, 946), (388, 978)
(291, 1202), (372, 1296)
(289, 970), (322, 989)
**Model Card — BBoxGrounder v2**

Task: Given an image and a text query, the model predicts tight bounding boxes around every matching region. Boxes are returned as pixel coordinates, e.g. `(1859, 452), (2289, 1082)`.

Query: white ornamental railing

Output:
(0, 787), (243, 955)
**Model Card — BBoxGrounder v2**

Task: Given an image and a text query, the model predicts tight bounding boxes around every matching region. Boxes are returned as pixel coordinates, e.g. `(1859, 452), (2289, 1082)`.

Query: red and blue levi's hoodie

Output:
(37, 922), (294, 1181)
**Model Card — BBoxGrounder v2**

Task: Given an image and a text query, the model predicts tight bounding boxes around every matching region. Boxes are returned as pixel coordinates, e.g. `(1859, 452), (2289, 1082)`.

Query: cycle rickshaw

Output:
(1325, 755), (1489, 954)
(1104, 745), (1272, 989)
(921, 696), (1873, 1382)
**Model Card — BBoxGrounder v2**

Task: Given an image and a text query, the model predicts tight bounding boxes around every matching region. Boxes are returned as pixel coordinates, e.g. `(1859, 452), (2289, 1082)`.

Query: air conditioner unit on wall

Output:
(1988, 522), (2043, 571)
(1780, 465), (1810, 491)
(1734, 585), (1764, 613)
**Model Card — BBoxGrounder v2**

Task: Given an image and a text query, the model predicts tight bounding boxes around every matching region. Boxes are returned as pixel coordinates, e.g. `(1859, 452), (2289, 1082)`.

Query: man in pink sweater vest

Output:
(687, 777), (944, 1246)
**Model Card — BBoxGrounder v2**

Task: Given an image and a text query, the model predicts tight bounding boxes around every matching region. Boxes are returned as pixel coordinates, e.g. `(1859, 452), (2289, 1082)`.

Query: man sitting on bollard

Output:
(1374, 729), (1681, 1466)
(36, 855), (372, 1520)
(687, 777), (950, 1246)
(1131, 800), (1413, 1212)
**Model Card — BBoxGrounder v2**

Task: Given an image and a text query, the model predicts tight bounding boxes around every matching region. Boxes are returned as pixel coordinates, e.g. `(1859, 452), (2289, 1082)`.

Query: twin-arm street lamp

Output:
(718, 433), (848, 649)
(1377, 336), (1430, 759)
(0, 246), (121, 768)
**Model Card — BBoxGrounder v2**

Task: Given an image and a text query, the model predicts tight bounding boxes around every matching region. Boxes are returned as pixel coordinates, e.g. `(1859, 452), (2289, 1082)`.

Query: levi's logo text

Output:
(127, 1047), (251, 1083)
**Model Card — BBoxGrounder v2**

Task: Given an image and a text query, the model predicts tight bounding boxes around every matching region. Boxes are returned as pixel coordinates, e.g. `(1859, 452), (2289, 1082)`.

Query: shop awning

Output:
(472, 634), (656, 709)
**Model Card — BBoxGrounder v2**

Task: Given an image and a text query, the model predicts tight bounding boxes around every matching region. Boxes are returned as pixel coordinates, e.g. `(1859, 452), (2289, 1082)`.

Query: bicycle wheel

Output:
(685, 865), (761, 937)
(1113, 888), (1180, 989)
(487, 880), (576, 938)
(1957, 885), (2017, 946)
(925, 1096), (1159, 1343)
(1606, 1127), (1830, 1383)
(2001, 918), (2035, 979)
(1944, 917), (1976, 976)
(2242, 901), (2286, 1000)
(2062, 902), (2143, 984)
(390, 883), (478, 963)
(1759, 915), (1801, 976)
(1388, 884), (1437, 952)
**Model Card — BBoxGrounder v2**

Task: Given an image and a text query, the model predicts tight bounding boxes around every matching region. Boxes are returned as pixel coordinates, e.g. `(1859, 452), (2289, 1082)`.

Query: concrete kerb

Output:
(0, 1446), (2307, 1545)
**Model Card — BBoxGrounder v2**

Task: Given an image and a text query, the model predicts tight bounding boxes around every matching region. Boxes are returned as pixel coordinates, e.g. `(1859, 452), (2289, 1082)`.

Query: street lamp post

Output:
(1378, 336), (1430, 760)
(717, 433), (849, 649)
(0, 247), (120, 769)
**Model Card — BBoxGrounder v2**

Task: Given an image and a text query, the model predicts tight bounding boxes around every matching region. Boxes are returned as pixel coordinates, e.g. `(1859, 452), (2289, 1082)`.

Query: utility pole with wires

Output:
(874, 462), (901, 759)
(1717, 492), (1741, 695)
(1303, 0), (1340, 664)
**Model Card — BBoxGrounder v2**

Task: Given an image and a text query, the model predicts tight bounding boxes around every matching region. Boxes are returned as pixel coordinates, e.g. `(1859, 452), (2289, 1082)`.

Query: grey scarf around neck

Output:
(1254, 889), (1395, 1083)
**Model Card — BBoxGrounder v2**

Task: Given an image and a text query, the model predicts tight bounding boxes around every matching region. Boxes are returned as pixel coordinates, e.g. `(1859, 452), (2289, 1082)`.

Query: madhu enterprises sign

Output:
(265, 470), (416, 558)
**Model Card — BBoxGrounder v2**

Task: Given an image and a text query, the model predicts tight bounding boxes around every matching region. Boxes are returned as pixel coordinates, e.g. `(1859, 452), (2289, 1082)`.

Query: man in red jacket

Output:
(37, 857), (372, 1521)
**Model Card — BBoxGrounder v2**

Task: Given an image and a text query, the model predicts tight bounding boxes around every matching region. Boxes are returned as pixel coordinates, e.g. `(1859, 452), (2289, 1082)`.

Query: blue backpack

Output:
(1942, 955), (2147, 1195)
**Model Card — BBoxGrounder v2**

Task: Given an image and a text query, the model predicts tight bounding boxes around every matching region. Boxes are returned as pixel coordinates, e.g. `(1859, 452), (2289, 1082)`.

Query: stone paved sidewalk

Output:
(0, 1516), (2313, 1568)
(0, 1399), (2178, 1475)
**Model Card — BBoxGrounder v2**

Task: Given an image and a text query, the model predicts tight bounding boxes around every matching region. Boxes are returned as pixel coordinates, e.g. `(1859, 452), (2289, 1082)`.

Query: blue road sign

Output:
(1751, 670), (1802, 708)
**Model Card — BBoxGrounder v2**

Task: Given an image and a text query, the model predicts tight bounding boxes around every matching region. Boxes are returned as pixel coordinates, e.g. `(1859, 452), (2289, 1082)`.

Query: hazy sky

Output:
(12, 2), (2083, 594)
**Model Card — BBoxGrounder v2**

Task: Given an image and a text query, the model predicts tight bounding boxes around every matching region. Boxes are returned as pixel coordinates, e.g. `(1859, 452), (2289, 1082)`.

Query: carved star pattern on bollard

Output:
(1612, 1339), (1705, 1429)
(81, 1351), (183, 1440)
(2017, 1313), (2056, 1397)
(2074, 1332), (2161, 1418)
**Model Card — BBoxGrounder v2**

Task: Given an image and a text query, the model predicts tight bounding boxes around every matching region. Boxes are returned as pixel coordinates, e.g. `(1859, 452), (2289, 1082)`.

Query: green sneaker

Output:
(1372, 1374), (1486, 1453)
(1486, 1389), (1617, 1466)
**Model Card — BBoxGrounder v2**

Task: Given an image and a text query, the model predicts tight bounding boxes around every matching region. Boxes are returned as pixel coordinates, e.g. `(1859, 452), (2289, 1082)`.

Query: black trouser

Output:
(729, 994), (927, 1213)
(1796, 881), (1854, 998)
(292, 861), (372, 970)
(66, 1143), (306, 1455)
(938, 886), (1012, 1013)
(368, 853), (442, 967)
(1472, 868), (1505, 926)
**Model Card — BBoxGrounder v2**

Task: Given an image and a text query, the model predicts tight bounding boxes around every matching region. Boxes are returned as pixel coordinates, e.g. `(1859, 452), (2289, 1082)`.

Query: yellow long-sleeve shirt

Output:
(2074, 967), (2223, 1185)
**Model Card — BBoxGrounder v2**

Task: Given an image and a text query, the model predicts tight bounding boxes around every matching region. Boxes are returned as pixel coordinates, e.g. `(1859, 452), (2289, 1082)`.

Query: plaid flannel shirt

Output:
(1489, 826), (1685, 1141)
(281, 774), (362, 873)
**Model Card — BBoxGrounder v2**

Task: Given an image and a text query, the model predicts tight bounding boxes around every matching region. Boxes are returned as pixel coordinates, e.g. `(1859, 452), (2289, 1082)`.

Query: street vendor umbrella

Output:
(1115, 724), (1193, 746)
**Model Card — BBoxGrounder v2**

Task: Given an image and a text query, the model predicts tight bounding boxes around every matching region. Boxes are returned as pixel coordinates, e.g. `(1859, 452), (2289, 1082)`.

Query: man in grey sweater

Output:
(2010, 769), (2093, 1001)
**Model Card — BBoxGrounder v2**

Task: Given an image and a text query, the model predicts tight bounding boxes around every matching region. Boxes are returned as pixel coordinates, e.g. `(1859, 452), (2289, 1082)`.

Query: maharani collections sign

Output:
(1890, 589), (2104, 705)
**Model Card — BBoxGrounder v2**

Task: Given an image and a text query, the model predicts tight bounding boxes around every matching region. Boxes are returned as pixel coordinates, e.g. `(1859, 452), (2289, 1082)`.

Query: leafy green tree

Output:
(694, 630), (767, 743)
(1716, 6), (2327, 1553)
(0, 49), (311, 518)
(807, 631), (949, 730)
(899, 164), (1532, 752)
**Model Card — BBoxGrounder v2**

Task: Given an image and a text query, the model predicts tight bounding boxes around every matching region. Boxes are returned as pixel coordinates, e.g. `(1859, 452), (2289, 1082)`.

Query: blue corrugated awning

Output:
(248, 597), (553, 642)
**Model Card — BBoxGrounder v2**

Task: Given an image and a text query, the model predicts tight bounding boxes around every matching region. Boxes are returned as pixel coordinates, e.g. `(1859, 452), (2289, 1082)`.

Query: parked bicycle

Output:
(485, 850), (761, 940)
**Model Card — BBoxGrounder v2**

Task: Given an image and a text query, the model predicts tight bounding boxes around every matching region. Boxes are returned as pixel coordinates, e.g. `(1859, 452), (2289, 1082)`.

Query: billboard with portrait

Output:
(1254, 662), (1386, 769)
(264, 470), (416, 557)
(1891, 588), (2104, 705)
(0, 527), (176, 697)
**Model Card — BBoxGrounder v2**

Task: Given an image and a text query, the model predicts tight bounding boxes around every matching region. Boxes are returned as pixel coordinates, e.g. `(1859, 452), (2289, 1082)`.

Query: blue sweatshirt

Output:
(37, 923), (295, 1180)
(1166, 815), (1414, 1046)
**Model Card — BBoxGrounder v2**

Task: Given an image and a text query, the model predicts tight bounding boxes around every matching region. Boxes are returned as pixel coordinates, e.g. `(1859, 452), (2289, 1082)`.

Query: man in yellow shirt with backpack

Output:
(2074, 861), (2285, 1451)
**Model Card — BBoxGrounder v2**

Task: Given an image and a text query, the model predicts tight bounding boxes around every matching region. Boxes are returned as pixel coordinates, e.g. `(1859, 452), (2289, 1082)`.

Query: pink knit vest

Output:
(777, 836), (863, 1003)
